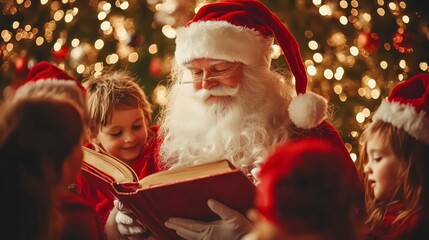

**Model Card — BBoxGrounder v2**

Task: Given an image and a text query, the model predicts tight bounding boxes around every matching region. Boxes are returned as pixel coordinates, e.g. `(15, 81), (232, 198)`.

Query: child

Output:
(358, 73), (429, 239)
(0, 96), (103, 240)
(79, 69), (159, 235)
(243, 138), (363, 240)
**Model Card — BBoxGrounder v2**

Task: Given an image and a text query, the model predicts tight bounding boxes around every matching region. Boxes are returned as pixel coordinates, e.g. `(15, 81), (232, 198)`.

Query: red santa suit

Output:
(60, 191), (104, 240)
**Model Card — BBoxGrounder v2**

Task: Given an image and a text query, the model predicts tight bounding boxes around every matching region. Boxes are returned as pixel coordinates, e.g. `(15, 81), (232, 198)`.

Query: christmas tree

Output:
(1, 0), (428, 160)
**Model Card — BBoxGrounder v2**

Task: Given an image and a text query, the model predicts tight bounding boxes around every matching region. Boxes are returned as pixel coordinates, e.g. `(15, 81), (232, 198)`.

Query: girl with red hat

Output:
(358, 73), (429, 240)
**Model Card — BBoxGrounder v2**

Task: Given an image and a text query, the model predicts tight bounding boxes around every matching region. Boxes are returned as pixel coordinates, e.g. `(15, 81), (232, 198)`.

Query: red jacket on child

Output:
(365, 202), (429, 240)
(76, 126), (161, 230)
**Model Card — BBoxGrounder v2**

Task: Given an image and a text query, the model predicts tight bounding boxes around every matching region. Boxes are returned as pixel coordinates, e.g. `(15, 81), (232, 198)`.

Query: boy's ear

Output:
(87, 129), (100, 144)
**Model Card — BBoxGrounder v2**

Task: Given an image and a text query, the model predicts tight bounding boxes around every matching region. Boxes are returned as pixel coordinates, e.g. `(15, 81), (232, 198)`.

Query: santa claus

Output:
(106, 0), (364, 239)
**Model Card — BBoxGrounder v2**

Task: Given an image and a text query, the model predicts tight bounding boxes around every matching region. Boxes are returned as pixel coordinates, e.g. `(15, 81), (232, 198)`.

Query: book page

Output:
(138, 159), (235, 188)
(83, 147), (137, 183)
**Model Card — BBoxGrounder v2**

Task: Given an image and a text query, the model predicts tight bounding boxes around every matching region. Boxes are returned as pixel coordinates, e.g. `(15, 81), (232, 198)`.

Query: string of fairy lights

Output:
(1, 0), (429, 160)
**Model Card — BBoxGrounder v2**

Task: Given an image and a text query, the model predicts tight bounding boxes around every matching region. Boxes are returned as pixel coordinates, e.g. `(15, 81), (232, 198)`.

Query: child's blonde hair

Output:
(358, 120), (429, 230)
(83, 70), (152, 135)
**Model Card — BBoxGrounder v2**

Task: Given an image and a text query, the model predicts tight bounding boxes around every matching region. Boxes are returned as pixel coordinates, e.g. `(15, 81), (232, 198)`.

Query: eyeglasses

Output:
(179, 63), (240, 85)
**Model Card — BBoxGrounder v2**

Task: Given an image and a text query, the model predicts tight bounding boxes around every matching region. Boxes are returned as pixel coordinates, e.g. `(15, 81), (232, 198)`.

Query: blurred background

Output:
(1, 0), (429, 161)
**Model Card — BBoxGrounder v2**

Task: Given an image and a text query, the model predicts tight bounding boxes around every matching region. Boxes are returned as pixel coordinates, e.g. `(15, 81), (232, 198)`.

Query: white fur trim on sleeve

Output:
(373, 100), (429, 144)
(175, 21), (273, 67)
(288, 92), (327, 129)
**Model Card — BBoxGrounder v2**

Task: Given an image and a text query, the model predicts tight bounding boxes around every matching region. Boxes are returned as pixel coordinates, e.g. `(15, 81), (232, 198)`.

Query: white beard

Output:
(159, 66), (293, 172)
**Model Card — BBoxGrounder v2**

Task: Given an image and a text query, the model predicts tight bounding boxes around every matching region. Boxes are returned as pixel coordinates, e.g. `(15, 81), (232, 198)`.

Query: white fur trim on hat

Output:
(288, 92), (327, 129)
(175, 21), (273, 67)
(14, 79), (85, 108)
(373, 99), (429, 144)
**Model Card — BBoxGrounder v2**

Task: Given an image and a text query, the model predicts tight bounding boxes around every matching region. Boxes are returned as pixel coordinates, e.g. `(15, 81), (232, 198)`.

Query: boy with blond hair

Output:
(77, 70), (159, 234)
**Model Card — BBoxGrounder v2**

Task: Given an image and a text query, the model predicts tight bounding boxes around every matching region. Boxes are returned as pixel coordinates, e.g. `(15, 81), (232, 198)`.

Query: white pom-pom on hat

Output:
(288, 92), (327, 129)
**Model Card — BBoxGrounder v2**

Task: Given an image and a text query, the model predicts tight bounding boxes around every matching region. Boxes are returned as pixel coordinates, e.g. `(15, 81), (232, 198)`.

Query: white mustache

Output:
(194, 86), (239, 100)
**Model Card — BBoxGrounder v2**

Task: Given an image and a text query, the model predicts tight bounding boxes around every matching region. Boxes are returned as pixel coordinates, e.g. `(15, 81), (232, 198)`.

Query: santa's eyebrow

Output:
(184, 60), (231, 69)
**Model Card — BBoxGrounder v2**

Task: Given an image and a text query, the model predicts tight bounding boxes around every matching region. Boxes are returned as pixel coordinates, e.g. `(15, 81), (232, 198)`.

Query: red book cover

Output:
(81, 147), (256, 240)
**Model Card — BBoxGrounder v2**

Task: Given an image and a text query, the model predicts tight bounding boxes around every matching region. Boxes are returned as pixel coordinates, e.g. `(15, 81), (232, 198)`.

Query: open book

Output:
(81, 147), (256, 240)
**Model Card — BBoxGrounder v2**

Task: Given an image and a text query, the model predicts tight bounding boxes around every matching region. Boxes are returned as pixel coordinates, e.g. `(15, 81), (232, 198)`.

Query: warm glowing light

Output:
(362, 13), (371, 23)
(371, 89), (380, 99)
(402, 15), (409, 23)
(339, 16), (348, 25)
(419, 62), (428, 71)
(334, 84), (342, 94)
(1, 30), (11, 42)
(308, 40), (318, 50)
(399, 59), (406, 69)
(313, 53), (323, 63)
(110, 53), (119, 64)
(100, 21), (110, 31)
(128, 52), (139, 63)
(319, 5), (332, 16)
(307, 65), (317, 76)
(120, 1), (129, 10)
(363, 108), (370, 117)
(53, 42), (62, 51)
(98, 12), (107, 20)
(102, 2), (112, 11)
(350, 46), (359, 56)
(356, 112), (365, 123)
(161, 25), (176, 39)
(153, 85), (168, 106)
(388, 2), (396, 11)
(368, 79), (376, 89)
(377, 8), (385, 16)
(304, 60), (314, 66)
(53, 10), (64, 21)
(351, 0), (359, 8)
(71, 38), (80, 47)
(6, 43), (14, 51)
(94, 39), (104, 50)
(312, 0), (322, 5)
(12, 21), (19, 29)
(65, 13), (73, 23)
(350, 153), (357, 162)
(148, 44), (158, 54)
(271, 44), (282, 59)
(358, 88), (366, 97)
(94, 62), (104, 72)
(324, 69), (334, 79)
(76, 64), (85, 74)
(36, 36), (44, 45)
(41, 0), (48, 5)
(380, 61), (388, 69)
(339, 1), (348, 8)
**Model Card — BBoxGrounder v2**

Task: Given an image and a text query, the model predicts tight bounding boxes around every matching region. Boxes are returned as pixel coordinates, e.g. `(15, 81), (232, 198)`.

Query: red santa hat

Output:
(13, 61), (86, 108)
(175, 0), (327, 129)
(256, 138), (356, 234)
(373, 73), (429, 145)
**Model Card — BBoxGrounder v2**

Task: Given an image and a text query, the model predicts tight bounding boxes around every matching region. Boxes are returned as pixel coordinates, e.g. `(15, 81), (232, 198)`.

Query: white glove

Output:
(164, 199), (252, 240)
(105, 200), (147, 240)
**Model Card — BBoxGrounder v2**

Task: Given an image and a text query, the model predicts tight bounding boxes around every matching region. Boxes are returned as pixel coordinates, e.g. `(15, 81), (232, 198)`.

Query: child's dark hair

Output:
(0, 96), (85, 240)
